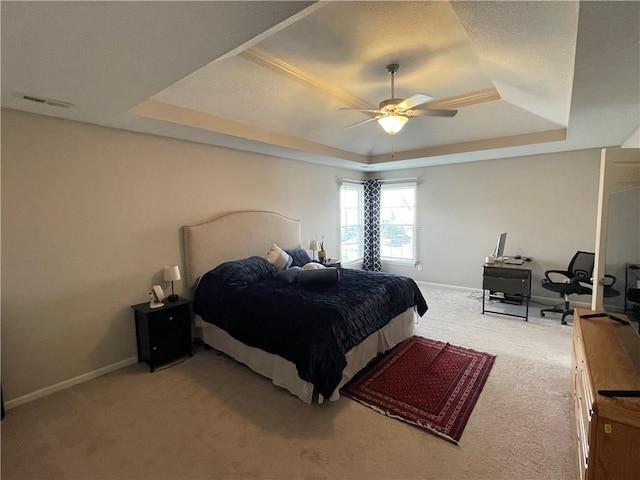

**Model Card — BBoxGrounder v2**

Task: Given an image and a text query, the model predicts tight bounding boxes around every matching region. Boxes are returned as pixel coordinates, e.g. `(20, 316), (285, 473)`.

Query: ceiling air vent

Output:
(20, 94), (73, 108)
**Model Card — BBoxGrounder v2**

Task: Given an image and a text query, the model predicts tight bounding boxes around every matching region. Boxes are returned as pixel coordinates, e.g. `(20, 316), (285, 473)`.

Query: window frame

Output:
(339, 182), (365, 265)
(379, 182), (418, 265)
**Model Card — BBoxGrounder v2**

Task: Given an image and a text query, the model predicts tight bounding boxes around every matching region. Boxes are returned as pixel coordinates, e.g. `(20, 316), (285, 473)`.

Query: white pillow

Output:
(302, 262), (326, 270)
(266, 243), (291, 271)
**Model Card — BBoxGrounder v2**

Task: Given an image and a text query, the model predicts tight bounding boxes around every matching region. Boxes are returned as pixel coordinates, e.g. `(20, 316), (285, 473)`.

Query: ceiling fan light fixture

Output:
(341, 63), (457, 133)
(378, 115), (408, 135)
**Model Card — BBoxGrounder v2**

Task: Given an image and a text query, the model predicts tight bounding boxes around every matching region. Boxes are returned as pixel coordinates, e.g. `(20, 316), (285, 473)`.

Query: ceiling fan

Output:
(342, 64), (457, 135)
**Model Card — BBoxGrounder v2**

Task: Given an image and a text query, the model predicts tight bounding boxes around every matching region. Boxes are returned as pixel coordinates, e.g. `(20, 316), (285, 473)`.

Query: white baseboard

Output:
(5, 356), (138, 410)
(416, 281), (478, 292)
(415, 281), (608, 310)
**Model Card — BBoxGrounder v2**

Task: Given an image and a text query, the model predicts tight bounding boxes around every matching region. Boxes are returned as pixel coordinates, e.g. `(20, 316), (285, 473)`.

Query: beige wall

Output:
(2, 108), (604, 404)
(379, 150), (602, 297)
(1, 109), (357, 401)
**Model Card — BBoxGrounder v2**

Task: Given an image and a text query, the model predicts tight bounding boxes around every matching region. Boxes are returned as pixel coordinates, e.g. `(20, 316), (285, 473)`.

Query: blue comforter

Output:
(193, 260), (428, 398)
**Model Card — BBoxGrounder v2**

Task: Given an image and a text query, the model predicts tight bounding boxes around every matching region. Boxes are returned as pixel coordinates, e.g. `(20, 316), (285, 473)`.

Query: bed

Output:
(183, 210), (428, 403)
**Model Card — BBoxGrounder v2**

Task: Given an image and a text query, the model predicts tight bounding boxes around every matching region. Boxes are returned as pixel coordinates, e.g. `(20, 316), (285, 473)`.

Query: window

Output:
(340, 182), (364, 263)
(380, 183), (417, 263)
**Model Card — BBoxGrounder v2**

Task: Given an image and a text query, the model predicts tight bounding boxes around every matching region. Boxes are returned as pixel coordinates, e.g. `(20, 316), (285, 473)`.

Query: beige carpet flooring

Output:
(1, 284), (578, 480)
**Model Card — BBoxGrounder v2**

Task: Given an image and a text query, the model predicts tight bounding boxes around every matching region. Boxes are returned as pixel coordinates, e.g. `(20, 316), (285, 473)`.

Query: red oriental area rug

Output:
(341, 336), (495, 444)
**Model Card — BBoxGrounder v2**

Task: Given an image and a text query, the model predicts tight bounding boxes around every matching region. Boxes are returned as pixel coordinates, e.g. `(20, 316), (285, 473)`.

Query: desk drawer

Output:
(483, 267), (529, 279)
(483, 276), (530, 295)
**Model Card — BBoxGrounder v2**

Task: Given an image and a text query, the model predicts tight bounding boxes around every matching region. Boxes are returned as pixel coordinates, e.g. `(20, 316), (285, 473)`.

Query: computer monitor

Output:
(493, 232), (507, 258)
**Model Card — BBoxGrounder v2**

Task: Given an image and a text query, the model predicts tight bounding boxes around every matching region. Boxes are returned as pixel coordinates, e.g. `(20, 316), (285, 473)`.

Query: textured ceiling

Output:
(2, 1), (639, 171)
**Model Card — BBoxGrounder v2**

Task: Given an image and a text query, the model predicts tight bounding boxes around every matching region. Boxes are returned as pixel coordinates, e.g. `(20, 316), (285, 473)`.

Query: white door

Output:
(592, 147), (640, 310)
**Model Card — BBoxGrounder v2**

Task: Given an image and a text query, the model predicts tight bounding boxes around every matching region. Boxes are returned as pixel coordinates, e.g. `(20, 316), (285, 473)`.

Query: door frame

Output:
(592, 147), (640, 310)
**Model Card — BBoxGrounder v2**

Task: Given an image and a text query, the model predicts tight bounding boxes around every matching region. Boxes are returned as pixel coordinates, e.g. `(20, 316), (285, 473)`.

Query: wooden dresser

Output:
(572, 309), (640, 479)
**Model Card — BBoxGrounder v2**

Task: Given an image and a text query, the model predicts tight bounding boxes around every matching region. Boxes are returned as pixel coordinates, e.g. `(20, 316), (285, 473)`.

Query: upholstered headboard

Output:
(183, 210), (302, 288)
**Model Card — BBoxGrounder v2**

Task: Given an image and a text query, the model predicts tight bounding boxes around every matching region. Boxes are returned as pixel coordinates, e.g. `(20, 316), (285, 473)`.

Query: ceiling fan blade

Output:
(340, 107), (383, 114)
(340, 107), (380, 112)
(410, 108), (458, 118)
(397, 93), (433, 111)
(344, 116), (381, 129)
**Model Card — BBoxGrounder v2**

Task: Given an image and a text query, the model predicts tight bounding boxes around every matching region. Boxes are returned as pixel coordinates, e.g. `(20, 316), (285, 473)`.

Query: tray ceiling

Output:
(2, 1), (638, 171)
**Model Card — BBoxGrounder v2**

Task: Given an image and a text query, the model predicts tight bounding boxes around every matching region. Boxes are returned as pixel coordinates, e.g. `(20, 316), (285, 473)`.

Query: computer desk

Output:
(482, 261), (532, 321)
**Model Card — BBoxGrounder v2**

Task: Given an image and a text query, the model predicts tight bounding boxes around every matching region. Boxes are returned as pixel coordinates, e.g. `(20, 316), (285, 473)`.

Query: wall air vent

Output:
(20, 94), (73, 108)
(22, 95), (46, 104)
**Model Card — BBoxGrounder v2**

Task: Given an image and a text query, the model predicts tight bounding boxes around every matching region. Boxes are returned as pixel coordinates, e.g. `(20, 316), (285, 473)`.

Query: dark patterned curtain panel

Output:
(363, 179), (382, 271)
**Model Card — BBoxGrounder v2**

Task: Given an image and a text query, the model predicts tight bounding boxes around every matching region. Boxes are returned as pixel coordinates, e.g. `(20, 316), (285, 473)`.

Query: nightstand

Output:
(324, 258), (342, 268)
(131, 297), (192, 372)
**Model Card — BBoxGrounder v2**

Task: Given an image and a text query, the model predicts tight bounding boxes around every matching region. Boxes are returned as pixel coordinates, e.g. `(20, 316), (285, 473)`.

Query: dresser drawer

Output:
(576, 381), (592, 467)
(149, 327), (191, 367)
(147, 305), (190, 332)
(579, 367), (594, 423)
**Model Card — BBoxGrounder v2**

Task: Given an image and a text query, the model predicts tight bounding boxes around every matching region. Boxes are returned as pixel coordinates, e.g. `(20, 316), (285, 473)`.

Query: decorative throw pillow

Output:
(298, 267), (341, 284)
(275, 266), (303, 284)
(266, 243), (292, 271)
(210, 256), (276, 288)
(302, 262), (326, 270)
(285, 248), (313, 267)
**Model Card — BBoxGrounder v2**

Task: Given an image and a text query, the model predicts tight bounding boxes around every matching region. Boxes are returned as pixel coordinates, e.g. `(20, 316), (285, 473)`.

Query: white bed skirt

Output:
(197, 308), (417, 403)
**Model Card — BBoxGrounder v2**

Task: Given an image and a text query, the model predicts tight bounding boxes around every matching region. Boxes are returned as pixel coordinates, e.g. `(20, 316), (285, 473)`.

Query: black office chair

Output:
(540, 251), (620, 325)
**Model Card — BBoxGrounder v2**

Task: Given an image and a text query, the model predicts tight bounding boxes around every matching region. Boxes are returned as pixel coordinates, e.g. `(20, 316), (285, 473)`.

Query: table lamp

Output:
(163, 265), (181, 302)
(308, 240), (318, 261)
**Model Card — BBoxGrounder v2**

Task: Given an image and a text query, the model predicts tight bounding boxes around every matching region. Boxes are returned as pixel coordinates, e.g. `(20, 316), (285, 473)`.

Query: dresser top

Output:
(575, 309), (640, 419)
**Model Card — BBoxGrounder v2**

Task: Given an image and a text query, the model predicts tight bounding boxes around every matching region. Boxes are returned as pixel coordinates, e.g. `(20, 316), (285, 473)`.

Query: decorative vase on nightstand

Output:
(317, 236), (326, 262)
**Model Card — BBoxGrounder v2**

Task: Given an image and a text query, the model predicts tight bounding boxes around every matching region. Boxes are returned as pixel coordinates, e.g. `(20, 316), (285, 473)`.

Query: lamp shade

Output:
(309, 240), (318, 251)
(378, 115), (408, 135)
(163, 265), (181, 282)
